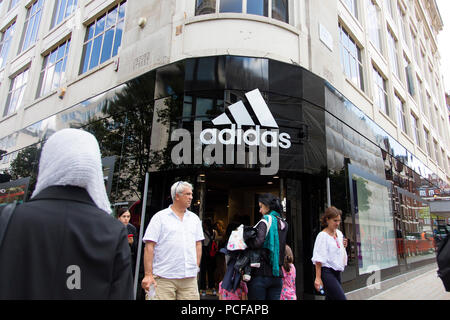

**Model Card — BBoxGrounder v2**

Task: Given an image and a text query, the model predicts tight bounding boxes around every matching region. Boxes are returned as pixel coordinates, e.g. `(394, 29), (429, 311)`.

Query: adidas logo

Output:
(201, 89), (291, 149)
(212, 89), (278, 128)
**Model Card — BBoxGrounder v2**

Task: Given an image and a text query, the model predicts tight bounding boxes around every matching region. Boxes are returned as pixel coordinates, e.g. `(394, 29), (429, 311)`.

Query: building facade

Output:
(0, 0), (449, 299)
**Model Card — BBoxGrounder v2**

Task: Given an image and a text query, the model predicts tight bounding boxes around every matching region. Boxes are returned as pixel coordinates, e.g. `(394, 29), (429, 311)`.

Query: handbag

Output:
(227, 224), (247, 251)
(0, 202), (17, 248)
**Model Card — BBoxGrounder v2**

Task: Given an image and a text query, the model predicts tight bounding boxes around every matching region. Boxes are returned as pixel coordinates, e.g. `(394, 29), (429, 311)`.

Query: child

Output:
(280, 244), (297, 300)
(218, 280), (247, 300)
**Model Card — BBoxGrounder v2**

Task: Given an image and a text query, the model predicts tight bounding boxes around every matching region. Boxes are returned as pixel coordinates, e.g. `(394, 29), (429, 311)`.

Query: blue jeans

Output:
(247, 276), (283, 300)
(321, 267), (347, 300)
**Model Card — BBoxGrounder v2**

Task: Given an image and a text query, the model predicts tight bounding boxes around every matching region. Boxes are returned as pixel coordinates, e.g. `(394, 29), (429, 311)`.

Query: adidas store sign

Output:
(200, 89), (291, 149)
(170, 89), (291, 175)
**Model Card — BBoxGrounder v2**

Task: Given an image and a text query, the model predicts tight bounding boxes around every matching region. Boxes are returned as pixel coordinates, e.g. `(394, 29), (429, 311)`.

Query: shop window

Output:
(37, 39), (71, 98)
(3, 68), (29, 117)
(349, 165), (398, 275)
(19, 0), (44, 53)
(51, 0), (78, 29)
(0, 22), (15, 68)
(80, 1), (126, 75)
(195, 0), (288, 23)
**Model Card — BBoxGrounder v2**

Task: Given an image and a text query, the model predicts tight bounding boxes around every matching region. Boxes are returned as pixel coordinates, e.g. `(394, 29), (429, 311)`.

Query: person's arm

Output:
(109, 226), (134, 299)
(196, 240), (202, 268)
(314, 262), (323, 292)
(246, 220), (267, 249)
(141, 241), (157, 291)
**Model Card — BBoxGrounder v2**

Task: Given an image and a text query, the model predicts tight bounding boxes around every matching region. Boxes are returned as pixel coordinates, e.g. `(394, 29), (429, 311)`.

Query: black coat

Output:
(0, 186), (133, 300)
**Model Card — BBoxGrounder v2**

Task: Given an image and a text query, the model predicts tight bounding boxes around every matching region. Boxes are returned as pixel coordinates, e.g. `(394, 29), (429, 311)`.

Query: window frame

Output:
(79, 1), (126, 75)
(0, 21), (15, 68)
(36, 38), (71, 98)
(19, 0), (45, 54)
(195, 0), (289, 23)
(3, 68), (29, 117)
(373, 66), (389, 115)
(50, 0), (78, 30)
(339, 23), (364, 91)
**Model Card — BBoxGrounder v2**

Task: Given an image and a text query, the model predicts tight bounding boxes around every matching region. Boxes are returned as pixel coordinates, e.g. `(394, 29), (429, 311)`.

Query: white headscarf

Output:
(32, 128), (112, 214)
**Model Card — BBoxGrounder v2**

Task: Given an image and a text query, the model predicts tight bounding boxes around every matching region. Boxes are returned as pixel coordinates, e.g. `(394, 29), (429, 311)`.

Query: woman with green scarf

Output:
(246, 193), (289, 300)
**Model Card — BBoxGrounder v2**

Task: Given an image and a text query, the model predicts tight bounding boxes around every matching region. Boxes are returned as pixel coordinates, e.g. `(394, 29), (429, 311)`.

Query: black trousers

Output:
(321, 267), (347, 300)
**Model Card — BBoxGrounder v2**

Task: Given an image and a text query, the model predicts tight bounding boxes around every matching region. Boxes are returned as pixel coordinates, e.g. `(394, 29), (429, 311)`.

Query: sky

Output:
(436, 0), (450, 94)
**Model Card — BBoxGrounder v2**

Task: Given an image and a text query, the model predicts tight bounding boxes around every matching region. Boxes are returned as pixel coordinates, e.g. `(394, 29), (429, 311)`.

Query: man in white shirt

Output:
(141, 181), (204, 300)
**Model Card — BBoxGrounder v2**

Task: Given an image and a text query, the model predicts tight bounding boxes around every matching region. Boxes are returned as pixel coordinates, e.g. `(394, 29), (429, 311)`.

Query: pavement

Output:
(368, 264), (450, 300)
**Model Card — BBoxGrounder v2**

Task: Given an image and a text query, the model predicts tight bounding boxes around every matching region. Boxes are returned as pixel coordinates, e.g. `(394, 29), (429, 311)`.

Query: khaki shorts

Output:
(153, 275), (200, 300)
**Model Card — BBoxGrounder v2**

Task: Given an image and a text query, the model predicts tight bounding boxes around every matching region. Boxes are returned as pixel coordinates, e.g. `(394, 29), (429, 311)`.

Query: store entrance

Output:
(140, 169), (321, 301)
(202, 171), (281, 233)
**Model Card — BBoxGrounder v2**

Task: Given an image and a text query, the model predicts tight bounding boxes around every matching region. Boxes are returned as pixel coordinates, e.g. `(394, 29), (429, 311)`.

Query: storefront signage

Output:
(171, 89), (291, 175)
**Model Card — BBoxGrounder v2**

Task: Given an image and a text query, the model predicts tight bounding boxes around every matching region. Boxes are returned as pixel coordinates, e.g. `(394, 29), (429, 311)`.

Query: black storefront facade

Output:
(0, 55), (441, 299)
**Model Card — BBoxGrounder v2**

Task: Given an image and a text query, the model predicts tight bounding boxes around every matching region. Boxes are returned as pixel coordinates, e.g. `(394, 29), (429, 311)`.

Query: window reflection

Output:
(247, 0), (268, 17)
(195, 0), (216, 15)
(220, 0), (242, 13)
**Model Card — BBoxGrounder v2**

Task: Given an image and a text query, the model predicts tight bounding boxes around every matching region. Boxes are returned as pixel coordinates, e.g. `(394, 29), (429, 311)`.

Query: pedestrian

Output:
(312, 206), (348, 300)
(246, 193), (288, 300)
(280, 244), (297, 300)
(117, 208), (138, 277)
(0, 128), (133, 299)
(200, 218), (217, 296)
(141, 181), (204, 300)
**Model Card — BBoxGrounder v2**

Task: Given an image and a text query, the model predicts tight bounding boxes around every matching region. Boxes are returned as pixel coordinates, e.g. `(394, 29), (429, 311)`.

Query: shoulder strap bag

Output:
(0, 202), (17, 248)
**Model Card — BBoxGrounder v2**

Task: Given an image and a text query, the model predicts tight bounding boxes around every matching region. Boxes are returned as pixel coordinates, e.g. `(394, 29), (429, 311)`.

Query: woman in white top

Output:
(311, 206), (348, 300)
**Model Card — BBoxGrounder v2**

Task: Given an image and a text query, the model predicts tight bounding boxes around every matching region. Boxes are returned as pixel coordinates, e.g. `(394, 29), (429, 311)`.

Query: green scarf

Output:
(263, 211), (281, 277)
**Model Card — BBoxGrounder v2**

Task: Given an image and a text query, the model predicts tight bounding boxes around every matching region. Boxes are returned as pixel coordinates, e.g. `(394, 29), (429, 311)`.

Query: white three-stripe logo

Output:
(212, 89), (279, 128)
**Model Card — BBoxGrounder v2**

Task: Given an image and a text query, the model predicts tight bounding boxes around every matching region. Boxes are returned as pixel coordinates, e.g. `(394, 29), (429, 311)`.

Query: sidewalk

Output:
(368, 264), (450, 300)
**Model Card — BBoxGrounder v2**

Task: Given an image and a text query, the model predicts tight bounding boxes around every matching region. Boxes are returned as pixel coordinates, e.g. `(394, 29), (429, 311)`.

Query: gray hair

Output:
(171, 181), (193, 201)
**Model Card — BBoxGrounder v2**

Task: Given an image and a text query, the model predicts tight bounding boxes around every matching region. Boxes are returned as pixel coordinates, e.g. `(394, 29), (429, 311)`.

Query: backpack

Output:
(437, 234), (450, 292)
(209, 239), (218, 257)
(205, 229), (218, 257)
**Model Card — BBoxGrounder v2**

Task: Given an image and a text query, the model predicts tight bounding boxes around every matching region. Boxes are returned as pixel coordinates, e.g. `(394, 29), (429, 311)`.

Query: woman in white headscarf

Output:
(0, 128), (133, 299)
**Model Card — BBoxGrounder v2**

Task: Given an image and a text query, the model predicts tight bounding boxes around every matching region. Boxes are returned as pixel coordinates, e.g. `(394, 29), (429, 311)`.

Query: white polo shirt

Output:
(142, 206), (204, 279)
(311, 229), (348, 272)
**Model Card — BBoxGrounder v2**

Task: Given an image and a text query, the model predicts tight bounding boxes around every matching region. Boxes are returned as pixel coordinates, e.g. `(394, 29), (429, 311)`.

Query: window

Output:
(397, 4), (408, 46)
(51, 0), (78, 29)
(404, 55), (414, 95)
(433, 140), (440, 165)
(195, 0), (289, 23)
(19, 0), (45, 53)
(80, 1), (126, 75)
(387, 29), (399, 78)
(383, 0), (392, 18)
(37, 39), (70, 98)
(410, 113), (420, 146)
(367, 0), (383, 53)
(373, 67), (388, 115)
(423, 128), (431, 156)
(339, 24), (364, 90)
(395, 94), (407, 133)
(0, 22), (15, 68)
(441, 149), (446, 170)
(8, 0), (19, 11)
(3, 68), (29, 117)
(195, 0), (216, 15)
(342, 0), (358, 18)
